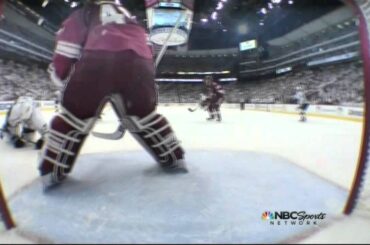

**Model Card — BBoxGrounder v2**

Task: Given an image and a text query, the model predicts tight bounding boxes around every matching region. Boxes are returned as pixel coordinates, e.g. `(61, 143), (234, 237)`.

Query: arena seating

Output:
(157, 61), (364, 105)
(0, 59), (364, 105)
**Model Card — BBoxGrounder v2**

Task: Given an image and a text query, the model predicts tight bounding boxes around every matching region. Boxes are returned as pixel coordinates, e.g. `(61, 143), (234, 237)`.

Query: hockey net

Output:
(356, 168), (370, 216)
(344, 0), (370, 217)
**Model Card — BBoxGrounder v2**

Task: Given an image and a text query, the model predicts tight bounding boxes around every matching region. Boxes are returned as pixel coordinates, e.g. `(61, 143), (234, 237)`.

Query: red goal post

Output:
(343, 0), (370, 215)
(0, 182), (15, 230)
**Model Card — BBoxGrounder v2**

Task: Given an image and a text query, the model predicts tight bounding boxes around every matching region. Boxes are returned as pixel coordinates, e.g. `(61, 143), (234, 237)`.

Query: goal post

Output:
(0, 182), (15, 230)
(344, 0), (370, 216)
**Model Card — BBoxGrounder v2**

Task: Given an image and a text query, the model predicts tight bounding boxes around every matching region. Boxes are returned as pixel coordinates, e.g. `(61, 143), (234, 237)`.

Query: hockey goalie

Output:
(39, 0), (187, 189)
(0, 96), (47, 149)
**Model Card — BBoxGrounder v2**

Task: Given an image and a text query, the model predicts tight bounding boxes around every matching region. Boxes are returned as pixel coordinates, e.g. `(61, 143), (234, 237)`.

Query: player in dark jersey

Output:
(39, 0), (187, 189)
(204, 76), (225, 122)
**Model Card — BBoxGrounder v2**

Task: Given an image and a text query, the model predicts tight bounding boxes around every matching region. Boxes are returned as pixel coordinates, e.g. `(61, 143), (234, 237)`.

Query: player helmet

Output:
(204, 75), (213, 86)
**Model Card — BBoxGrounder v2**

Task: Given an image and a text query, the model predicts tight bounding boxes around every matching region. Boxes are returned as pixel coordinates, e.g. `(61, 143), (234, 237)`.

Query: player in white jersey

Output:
(294, 88), (309, 122)
(0, 96), (48, 149)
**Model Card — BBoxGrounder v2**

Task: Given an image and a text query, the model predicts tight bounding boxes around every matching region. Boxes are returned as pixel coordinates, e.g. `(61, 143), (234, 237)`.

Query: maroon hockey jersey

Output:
(208, 82), (225, 99)
(53, 4), (153, 80)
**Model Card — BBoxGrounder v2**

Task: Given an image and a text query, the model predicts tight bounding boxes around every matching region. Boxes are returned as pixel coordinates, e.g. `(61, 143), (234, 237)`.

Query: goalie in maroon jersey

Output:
(39, 0), (187, 189)
(204, 75), (225, 122)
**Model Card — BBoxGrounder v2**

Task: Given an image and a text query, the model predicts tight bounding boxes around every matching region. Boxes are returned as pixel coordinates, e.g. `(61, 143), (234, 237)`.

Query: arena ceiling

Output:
(16, 0), (345, 50)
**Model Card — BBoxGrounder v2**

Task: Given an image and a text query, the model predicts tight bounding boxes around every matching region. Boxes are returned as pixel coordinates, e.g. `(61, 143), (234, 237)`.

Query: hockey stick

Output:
(155, 12), (186, 68)
(92, 124), (125, 140)
(188, 106), (199, 112)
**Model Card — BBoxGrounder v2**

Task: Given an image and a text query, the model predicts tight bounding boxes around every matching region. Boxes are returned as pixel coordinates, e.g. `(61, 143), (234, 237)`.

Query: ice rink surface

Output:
(0, 104), (366, 243)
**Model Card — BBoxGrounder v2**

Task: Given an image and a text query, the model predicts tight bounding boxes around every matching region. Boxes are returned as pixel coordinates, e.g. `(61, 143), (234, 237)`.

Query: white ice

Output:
(0, 104), (367, 243)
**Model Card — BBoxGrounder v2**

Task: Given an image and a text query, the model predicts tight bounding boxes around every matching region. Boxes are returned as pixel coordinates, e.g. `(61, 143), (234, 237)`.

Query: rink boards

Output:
(0, 101), (364, 123)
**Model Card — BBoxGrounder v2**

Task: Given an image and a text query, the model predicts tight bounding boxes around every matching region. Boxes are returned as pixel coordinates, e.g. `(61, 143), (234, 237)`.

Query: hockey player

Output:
(39, 0), (187, 189)
(0, 96), (47, 149)
(294, 87), (309, 122)
(204, 75), (225, 122)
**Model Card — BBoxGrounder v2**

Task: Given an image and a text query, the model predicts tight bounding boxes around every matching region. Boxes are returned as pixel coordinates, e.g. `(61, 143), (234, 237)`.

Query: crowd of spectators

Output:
(232, 61), (363, 105)
(158, 61), (364, 105)
(0, 59), (55, 101)
(0, 58), (364, 106)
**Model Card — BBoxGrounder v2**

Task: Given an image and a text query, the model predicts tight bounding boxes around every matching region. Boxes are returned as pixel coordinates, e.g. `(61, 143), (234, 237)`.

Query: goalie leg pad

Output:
(38, 107), (95, 185)
(108, 94), (185, 170)
(123, 111), (184, 168)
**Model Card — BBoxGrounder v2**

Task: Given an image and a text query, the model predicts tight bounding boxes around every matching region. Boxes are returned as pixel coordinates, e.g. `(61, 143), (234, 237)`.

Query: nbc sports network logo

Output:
(262, 211), (326, 226)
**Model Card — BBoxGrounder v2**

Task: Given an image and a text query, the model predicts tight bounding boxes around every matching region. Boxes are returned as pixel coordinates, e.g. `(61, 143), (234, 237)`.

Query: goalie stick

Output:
(92, 124), (125, 140)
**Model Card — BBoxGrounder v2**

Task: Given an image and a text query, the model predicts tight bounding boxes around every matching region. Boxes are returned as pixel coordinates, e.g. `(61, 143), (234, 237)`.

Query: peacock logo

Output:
(262, 211), (274, 220)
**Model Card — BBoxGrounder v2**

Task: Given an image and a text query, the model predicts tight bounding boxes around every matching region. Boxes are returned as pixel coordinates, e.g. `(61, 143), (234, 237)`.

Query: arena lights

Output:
(216, 2), (224, 10)
(219, 78), (237, 82)
(258, 0), (294, 27)
(155, 78), (237, 82)
(156, 78), (203, 82)
(176, 71), (231, 75)
(211, 12), (218, 20)
(238, 24), (248, 35)
(37, 18), (44, 25)
(42, 0), (49, 8)
(201, 0), (230, 28)
(70, 1), (79, 8)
